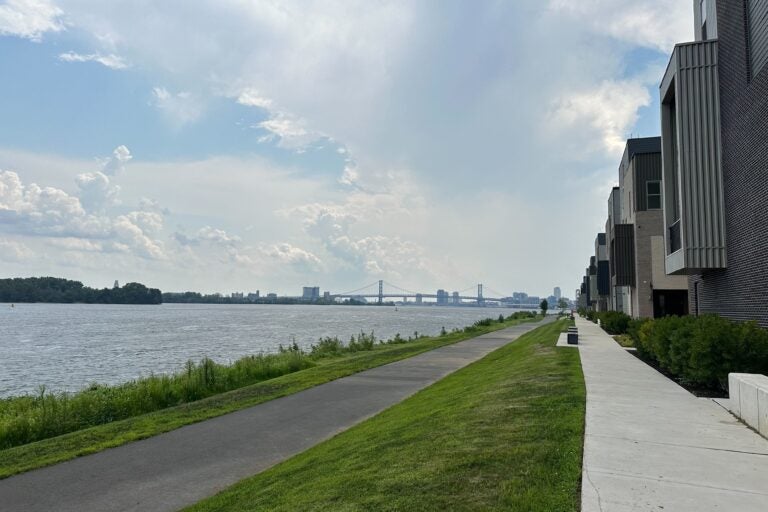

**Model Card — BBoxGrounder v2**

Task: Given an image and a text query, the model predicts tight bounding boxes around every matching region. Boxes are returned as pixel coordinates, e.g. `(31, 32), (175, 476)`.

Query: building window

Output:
(647, 181), (662, 210)
(700, 0), (708, 39)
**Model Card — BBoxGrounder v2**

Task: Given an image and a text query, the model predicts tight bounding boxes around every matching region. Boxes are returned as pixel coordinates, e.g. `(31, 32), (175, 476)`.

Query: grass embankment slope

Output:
(0, 315), (538, 479)
(187, 320), (584, 512)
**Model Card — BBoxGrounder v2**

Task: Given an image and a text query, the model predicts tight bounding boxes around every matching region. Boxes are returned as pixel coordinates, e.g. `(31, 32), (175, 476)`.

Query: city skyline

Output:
(0, 1), (694, 295)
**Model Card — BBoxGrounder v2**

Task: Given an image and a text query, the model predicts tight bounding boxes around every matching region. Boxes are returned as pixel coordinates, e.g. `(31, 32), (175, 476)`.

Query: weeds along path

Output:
(0, 318), (553, 512)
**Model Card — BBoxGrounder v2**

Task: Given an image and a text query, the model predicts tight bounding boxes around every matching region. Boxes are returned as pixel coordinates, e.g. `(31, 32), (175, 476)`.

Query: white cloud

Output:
(0, 237), (33, 261)
(257, 112), (321, 150)
(265, 243), (322, 271)
(236, 87), (325, 150)
(548, 0), (692, 52)
(112, 214), (165, 259)
(0, 169), (106, 238)
(174, 226), (241, 246)
(279, 167), (439, 282)
(46, 237), (104, 252)
(0, 0), (64, 41)
(0, 169), (167, 260)
(338, 164), (360, 187)
(124, 211), (163, 234)
(549, 79), (652, 155)
(75, 171), (120, 211)
(236, 88), (273, 109)
(101, 145), (132, 176)
(75, 145), (132, 211)
(151, 87), (203, 125)
(58, 51), (128, 69)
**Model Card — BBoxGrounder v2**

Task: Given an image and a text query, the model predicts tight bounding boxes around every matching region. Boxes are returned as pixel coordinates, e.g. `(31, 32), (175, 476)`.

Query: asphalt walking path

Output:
(576, 317), (768, 512)
(0, 318), (551, 512)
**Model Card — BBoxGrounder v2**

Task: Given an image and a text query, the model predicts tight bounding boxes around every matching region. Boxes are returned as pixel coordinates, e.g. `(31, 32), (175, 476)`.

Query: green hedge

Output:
(580, 310), (632, 335)
(632, 315), (768, 390)
(598, 311), (631, 335)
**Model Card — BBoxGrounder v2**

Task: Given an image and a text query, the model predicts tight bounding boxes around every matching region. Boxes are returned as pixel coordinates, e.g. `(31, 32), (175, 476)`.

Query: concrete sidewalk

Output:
(0, 319), (549, 512)
(576, 317), (768, 511)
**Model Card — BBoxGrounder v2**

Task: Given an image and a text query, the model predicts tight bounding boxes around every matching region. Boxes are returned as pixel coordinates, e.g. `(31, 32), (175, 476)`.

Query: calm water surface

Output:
(0, 303), (525, 397)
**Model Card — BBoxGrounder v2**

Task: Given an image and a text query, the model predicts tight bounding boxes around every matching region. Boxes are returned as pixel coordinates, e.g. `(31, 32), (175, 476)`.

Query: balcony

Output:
(660, 40), (727, 275)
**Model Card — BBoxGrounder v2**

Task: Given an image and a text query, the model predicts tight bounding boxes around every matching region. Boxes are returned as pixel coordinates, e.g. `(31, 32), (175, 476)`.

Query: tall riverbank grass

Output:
(186, 319), (583, 512)
(0, 351), (312, 450)
(0, 312), (539, 475)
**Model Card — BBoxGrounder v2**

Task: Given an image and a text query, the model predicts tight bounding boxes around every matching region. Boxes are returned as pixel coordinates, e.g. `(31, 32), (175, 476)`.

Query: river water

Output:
(0, 303), (530, 397)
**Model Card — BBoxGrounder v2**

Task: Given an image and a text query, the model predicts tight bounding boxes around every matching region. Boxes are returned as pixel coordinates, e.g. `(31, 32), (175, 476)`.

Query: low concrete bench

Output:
(728, 373), (768, 438)
(567, 326), (578, 345)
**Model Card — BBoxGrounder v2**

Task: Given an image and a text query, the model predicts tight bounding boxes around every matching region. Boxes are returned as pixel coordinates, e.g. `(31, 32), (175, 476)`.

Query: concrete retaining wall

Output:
(728, 373), (768, 438)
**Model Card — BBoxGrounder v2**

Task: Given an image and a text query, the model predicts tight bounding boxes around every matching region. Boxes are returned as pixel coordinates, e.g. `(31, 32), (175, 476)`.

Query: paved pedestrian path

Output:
(576, 317), (768, 512)
(0, 319), (550, 512)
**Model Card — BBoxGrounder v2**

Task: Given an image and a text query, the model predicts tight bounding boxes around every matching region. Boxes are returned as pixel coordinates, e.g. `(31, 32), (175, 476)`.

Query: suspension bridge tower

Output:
(477, 284), (485, 306)
(378, 280), (384, 305)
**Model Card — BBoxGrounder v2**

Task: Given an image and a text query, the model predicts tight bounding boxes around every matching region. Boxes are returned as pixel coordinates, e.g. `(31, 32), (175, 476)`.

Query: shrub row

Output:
(631, 315), (768, 391)
(578, 308), (634, 335)
(578, 309), (768, 391)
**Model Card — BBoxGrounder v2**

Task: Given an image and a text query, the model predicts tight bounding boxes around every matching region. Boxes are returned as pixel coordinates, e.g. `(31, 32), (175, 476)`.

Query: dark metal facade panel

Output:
(620, 137), (662, 178)
(634, 152), (663, 212)
(661, 39), (728, 272)
(612, 224), (636, 287)
(626, 137), (661, 159)
(749, 0), (768, 77)
(597, 260), (610, 296)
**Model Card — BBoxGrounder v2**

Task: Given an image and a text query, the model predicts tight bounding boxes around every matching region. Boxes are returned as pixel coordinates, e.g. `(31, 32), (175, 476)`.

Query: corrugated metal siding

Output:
(749, 0), (768, 77)
(673, 40), (728, 270)
(613, 224), (636, 287)
(634, 152), (663, 212)
(626, 137), (661, 160)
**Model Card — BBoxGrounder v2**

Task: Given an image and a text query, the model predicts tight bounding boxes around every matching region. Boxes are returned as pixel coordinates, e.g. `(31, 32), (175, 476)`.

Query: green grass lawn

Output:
(186, 320), (585, 512)
(0, 315), (539, 479)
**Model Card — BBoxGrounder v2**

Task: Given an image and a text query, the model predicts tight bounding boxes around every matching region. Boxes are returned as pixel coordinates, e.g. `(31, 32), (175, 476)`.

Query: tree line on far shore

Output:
(0, 277), (162, 305)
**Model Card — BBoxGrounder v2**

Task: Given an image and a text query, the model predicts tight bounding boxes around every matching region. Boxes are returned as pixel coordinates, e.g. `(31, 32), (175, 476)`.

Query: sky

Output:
(0, 0), (694, 297)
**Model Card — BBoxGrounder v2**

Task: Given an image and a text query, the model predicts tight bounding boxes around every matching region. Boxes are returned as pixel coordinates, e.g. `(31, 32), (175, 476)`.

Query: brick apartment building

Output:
(661, 0), (768, 325)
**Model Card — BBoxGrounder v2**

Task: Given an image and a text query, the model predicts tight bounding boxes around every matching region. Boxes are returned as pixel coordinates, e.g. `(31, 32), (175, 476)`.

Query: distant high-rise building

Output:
(323, 291), (331, 301)
(452, 291), (460, 305)
(113, 280), (119, 289)
(302, 286), (320, 301)
(247, 291), (260, 301)
(554, 287), (562, 301)
(436, 289), (449, 305)
(415, 294), (423, 305)
(231, 292), (244, 299)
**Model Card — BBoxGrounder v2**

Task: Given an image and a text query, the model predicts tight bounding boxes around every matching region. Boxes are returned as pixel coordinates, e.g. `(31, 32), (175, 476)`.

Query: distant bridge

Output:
(327, 281), (538, 307)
